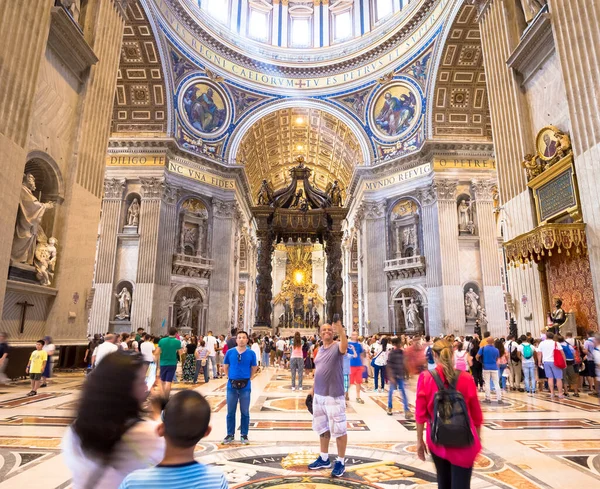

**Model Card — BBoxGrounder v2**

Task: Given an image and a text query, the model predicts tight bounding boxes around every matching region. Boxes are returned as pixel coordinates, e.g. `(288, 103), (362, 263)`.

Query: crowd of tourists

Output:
(44, 323), (600, 489)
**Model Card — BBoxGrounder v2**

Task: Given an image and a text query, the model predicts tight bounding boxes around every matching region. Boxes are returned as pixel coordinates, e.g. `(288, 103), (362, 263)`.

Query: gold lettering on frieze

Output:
(433, 158), (496, 171)
(363, 163), (432, 192)
(152, 0), (451, 91)
(168, 161), (235, 190)
(106, 154), (166, 167)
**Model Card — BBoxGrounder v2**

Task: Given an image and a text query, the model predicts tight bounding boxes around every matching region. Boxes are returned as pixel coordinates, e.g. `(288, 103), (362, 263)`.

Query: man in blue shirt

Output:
(348, 331), (365, 404)
(477, 334), (502, 404)
(223, 331), (257, 445)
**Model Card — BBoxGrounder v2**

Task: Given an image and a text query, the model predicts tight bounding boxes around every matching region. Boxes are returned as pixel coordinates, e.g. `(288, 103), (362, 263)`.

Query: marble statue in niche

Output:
(465, 288), (480, 319)
(34, 237), (58, 286)
(406, 298), (424, 331)
(177, 296), (201, 330)
(115, 287), (132, 320)
(181, 225), (198, 255)
(11, 173), (55, 265)
(457, 199), (475, 234)
(126, 198), (140, 227)
(402, 225), (418, 256)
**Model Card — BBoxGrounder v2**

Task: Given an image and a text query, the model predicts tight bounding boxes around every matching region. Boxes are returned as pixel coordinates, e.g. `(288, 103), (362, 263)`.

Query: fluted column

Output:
(208, 199), (240, 334)
(0, 1), (53, 319)
(475, 0), (546, 334)
(358, 201), (388, 330)
(549, 0), (600, 323)
(89, 179), (125, 334)
(419, 185), (443, 335)
(131, 177), (164, 331)
(473, 180), (504, 336)
(432, 180), (465, 335)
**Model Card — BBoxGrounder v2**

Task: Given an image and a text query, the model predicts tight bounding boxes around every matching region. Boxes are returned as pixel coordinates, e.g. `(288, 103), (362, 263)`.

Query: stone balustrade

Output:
(384, 255), (426, 279)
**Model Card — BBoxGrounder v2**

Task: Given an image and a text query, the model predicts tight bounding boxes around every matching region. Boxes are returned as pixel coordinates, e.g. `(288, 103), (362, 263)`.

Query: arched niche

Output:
(456, 191), (477, 236)
(23, 154), (64, 239)
(463, 280), (483, 323)
(388, 197), (421, 259)
(177, 196), (210, 257)
(392, 286), (427, 335)
(171, 285), (205, 335)
(113, 280), (134, 323)
(122, 192), (141, 232)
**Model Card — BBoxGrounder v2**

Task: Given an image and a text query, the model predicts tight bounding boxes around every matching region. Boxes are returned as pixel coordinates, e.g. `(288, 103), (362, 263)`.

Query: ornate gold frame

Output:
(527, 154), (581, 225)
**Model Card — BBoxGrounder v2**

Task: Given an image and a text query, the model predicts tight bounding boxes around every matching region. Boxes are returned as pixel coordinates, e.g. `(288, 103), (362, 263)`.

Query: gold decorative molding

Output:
(504, 223), (587, 268)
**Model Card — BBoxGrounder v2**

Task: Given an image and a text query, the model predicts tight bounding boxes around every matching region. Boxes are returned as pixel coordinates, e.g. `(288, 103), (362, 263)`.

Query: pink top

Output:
(498, 351), (508, 366)
(415, 365), (483, 468)
(291, 345), (304, 358)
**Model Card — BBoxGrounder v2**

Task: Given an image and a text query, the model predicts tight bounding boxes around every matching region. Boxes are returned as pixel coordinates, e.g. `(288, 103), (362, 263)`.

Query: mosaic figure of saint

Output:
(375, 91), (417, 136)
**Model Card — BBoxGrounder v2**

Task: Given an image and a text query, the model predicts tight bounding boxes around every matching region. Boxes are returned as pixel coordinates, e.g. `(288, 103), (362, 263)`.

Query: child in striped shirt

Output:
(119, 391), (228, 489)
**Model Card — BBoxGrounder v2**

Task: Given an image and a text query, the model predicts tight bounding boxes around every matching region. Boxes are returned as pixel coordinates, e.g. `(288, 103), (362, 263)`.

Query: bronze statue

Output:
(547, 299), (566, 334)
(326, 180), (344, 206)
(257, 179), (274, 205)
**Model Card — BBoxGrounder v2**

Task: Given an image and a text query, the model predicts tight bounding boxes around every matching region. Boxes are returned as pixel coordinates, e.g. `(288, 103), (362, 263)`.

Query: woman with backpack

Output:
(415, 339), (483, 488)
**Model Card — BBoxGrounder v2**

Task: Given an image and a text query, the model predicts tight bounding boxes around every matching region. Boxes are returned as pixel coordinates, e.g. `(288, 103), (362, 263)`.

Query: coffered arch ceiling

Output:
(112, 0), (169, 135)
(431, 3), (492, 141)
(236, 107), (365, 196)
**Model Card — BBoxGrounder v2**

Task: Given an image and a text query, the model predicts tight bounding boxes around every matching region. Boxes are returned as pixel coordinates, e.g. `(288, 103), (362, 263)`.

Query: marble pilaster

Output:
(472, 180), (505, 336)
(88, 179), (125, 334)
(207, 199), (240, 334)
(357, 201), (388, 331)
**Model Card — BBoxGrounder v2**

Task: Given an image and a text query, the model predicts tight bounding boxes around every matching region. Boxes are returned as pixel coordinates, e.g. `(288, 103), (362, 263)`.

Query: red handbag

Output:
(553, 342), (566, 369)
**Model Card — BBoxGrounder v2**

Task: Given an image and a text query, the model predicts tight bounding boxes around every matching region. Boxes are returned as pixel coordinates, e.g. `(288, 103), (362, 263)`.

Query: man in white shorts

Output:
(203, 331), (218, 380)
(308, 317), (348, 477)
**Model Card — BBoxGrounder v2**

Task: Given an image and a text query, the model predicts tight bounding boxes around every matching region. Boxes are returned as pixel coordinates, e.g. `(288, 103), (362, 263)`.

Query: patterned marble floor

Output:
(0, 369), (599, 488)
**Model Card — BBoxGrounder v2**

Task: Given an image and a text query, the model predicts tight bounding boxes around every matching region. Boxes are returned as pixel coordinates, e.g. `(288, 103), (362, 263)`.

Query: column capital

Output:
(471, 179), (496, 202)
(434, 179), (458, 202)
(162, 184), (179, 205)
(467, 0), (492, 20)
(140, 177), (164, 200)
(103, 178), (125, 200)
(358, 200), (386, 220)
(418, 185), (437, 207)
(212, 199), (240, 219)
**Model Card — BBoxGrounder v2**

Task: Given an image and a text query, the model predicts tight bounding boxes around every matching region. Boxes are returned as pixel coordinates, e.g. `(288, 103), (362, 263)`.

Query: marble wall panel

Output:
(115, 239), (140, 284)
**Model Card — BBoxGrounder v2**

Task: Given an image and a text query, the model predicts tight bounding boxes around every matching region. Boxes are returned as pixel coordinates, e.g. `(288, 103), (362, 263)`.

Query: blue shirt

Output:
(119, 461), (228, 489)
(343, 352), (351, 375)
(478, 345), (499, 370)
(224, 347), (256, 384)
(348, 341), (364, 367)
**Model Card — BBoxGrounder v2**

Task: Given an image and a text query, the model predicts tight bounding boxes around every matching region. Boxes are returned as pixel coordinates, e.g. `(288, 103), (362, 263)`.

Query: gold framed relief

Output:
(536, 125), (560, 161)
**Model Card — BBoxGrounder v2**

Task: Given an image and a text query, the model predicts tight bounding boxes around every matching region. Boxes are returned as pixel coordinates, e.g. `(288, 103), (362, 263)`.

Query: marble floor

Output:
(0, 368), (599, 488)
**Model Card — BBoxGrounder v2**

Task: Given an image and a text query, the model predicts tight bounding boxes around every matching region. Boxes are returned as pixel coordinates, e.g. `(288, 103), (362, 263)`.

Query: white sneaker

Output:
(292, 387), (296, 391)
(298, 387), (303, 391)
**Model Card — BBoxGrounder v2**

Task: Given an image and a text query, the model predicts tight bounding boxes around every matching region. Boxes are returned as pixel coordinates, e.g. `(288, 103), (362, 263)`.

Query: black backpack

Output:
(264, 339), (272, 354)
(429, 370), (474, 448)
(509, 343), (521, 363)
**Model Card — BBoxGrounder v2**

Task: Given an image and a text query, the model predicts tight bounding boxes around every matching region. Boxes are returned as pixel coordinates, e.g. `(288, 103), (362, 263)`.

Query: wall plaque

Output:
(529, 155), (580, 224)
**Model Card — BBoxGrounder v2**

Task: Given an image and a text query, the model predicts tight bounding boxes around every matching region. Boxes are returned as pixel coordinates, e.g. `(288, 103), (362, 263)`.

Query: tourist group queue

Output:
(19, 322), (596, 489)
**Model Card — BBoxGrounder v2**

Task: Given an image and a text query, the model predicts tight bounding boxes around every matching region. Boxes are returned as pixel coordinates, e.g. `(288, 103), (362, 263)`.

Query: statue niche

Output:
(390, 199), (420, 258)
(173, 287), (203, 334)
(457, 194), (476, 235)
(394, 288), (425, 335)
(178, 198), (208, 256)
(11, 161), (62, 287)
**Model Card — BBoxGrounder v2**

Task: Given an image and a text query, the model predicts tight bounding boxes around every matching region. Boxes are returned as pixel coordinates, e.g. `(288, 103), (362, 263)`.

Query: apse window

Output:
(290, 17), (311, 47)
(248, 9), (269, 42)
(333, 10), (353, 42)
(203, 0), (229, 25)
(375, 0), (394, 22)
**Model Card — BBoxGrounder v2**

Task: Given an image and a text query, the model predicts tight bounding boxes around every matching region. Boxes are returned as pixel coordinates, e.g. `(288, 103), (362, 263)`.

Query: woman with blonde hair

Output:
(415, 339), (483, 488)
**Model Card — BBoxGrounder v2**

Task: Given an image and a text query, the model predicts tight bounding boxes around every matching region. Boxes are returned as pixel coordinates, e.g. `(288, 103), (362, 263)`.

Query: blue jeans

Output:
(373, 365), (385, 390)
(194, 360), (209, 383)
(207, 356), (217, 378)
(262, 351), (270, 367)
(226, 386), (251, 437)
(388, 378), (409, 411)
(499, 364), (508, 389)
(523, 363), (536, 393)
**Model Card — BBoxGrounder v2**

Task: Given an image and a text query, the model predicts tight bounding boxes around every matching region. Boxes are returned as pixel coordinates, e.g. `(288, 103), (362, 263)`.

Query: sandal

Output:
(356, 398), (364, 404)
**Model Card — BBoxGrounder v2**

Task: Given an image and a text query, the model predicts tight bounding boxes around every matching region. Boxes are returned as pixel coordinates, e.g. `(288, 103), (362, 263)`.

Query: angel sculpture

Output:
(521, 153), (544, 180)
(257, 179), (274, 205)
(553, 129), (572, 160)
